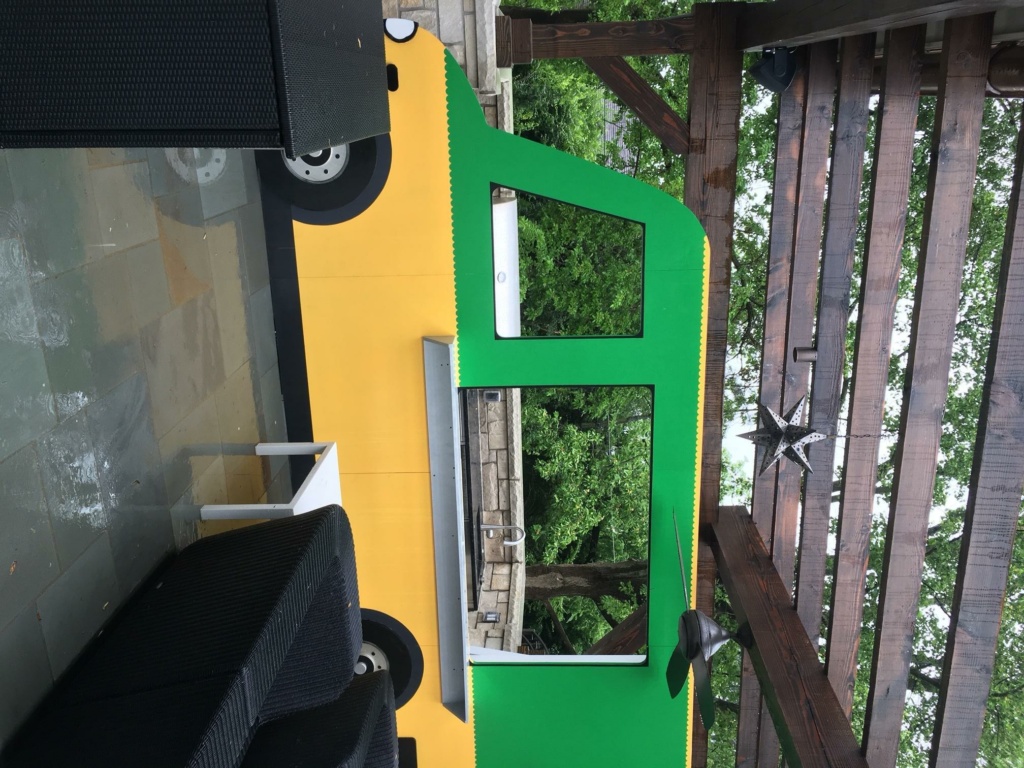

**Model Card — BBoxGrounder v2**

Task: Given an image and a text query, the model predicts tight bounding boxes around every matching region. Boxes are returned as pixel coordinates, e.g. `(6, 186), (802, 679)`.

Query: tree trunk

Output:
(525, 560), (647, 601)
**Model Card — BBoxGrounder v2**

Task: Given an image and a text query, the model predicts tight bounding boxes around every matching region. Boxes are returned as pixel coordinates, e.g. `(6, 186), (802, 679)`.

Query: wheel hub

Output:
(284, 144), (350, 183)
(354, 640), (389, 676)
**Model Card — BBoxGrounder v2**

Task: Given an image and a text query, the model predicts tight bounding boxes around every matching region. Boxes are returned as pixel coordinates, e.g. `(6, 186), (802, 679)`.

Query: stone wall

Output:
(381, 0), (513, 131)
(467, 389), (525, 651)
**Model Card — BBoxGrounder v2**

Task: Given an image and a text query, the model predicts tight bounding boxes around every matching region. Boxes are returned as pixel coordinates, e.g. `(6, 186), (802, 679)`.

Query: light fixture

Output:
(749, 47), (799, 93)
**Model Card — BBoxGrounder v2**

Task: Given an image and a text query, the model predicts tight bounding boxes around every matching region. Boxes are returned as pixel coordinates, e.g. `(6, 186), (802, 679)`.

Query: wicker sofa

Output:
(0, 505), (397, 768)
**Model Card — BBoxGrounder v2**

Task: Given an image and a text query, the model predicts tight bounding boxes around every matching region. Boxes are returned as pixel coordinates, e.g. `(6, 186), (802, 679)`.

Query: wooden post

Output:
(683, 3), (743, 764)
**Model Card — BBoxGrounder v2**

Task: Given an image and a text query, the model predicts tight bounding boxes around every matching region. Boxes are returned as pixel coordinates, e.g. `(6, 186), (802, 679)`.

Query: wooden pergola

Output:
(499, 2), (1024, 766)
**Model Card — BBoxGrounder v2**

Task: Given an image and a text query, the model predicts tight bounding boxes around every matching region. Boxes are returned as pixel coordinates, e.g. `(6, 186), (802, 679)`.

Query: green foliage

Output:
(517, 192), (644, 337)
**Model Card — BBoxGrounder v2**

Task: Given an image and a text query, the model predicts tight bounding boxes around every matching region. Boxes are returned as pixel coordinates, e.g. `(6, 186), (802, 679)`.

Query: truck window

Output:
(491, 187), (644, 339)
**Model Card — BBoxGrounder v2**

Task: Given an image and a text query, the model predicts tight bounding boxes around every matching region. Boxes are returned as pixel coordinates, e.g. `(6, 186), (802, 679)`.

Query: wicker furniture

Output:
(0, 506), (397, 768)
(0, 0), (390, 157)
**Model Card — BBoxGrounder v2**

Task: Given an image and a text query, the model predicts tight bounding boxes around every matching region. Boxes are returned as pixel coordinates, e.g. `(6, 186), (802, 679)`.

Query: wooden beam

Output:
(825, 24), (924, 716)
(693, 542), (717, 766)
(862, 17), (992, 765)
(710, 506), (869, 768)
(583, 57), (689, 155)
(683, 5), (743, 764)
(774, 39), (838, 599)
(495, 16), (533, 67)
(584, 604), (647, 655)
(738, 0), (1022, 50)
(685, 1), (743, 533)
(495, 15), (695, 65)
(796, 34), (875, 646)
(744, 51), (808, 768)
(751, 52), (807, 566)
(930, 73), (1024, 768)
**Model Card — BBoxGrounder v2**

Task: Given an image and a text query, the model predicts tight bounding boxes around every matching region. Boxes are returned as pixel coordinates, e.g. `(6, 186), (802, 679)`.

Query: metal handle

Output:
(481, 524), (526, 546)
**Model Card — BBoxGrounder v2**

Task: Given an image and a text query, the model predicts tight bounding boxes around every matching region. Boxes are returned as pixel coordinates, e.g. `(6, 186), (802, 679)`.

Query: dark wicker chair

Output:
(0, 505), (397, 768)
(0, 0), (390, 157)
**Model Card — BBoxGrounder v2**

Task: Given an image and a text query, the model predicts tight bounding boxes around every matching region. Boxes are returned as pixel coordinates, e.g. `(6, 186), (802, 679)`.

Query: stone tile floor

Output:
(0, 147), (291, 747)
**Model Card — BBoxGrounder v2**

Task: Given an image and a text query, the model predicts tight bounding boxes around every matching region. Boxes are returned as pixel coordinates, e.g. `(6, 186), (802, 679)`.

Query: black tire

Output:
(357, 609), (424, 709)
(254, 133), (391, 226)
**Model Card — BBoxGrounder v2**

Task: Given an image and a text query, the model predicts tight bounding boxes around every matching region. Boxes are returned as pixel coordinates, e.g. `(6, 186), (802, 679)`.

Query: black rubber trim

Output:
(257, 183), (316, 489)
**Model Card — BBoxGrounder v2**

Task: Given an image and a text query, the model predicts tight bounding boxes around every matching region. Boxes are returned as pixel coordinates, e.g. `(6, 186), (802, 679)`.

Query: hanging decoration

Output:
(739, 396), (828, 475)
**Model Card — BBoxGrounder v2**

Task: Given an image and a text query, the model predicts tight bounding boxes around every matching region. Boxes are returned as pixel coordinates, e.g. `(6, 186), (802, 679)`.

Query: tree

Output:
(525, 560), (648, 600)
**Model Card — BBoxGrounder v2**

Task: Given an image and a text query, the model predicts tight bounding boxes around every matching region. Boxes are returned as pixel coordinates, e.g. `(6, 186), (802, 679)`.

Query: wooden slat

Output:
(862, 17), (992, 765)
(773, 39), (838, 599)
(710, 506), (869, 768)
(930, 79), (1024, 768)
(583, 57), (690, 155)
(796, 34), (875, 645)
(693, 542), (717, 766)
(751, 54), (808, 564)
(532, 16), (694, 60)
(683, 5), (743, 764)
(738, 0), (1021, 50)
(744, 52), (808, 768)
(825, 24), (925, 716)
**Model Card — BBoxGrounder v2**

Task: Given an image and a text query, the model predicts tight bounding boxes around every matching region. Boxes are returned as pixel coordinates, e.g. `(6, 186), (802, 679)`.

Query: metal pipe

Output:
(481, 524), (526, 546)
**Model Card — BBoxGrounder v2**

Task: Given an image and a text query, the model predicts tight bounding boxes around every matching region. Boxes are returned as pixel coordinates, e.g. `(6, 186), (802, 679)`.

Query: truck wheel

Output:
(355, 609), (423, 709)
(254, 133), (391, 225)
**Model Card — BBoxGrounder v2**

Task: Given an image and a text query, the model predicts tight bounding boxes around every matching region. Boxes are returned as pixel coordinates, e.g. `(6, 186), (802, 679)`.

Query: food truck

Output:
(255, 19), (709, 767)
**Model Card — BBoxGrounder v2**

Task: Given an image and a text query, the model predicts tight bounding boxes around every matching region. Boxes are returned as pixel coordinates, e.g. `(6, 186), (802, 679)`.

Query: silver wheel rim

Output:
(164, 148), (228, 186)
(354, 640), (389, 675)
(284, 145), (350, 183)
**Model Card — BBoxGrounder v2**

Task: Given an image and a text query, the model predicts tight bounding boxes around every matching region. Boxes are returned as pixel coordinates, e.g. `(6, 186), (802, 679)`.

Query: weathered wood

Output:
(494, 16), (533, 67)
(796, 34), (875, 645)
(825, 24), (924, 716)
(862, 17), (992, 765)
(683, 5), (742, 764)
(745, 53), (808, 767)
(869, 46), (1024, 97)
(585, 604), (647, 655)
(736, 652), (761, 767)
(583, 56), (689, 155)
(738, 0), (1021, 50)
(711, 506), (869, 768)
(501, 16), (695, 64)
(751, 53), (807, 559)
(930, 75), (1024, 768)
(774, 39), (838, 600)
(692, 542), (716, 765)
(685, 4), (743, 530)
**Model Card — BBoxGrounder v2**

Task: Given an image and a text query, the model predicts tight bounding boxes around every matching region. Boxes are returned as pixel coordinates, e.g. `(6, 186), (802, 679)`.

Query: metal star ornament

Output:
(739, 396), (827, 475)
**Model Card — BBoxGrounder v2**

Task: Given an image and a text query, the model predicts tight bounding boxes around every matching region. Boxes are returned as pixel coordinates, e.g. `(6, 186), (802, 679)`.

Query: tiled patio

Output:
(0, 147), (290, 747)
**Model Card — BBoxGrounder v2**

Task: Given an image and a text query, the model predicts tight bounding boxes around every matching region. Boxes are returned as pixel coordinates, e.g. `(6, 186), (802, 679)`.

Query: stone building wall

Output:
(467, 389), (525, 651)
(381, 0), (513, 132)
